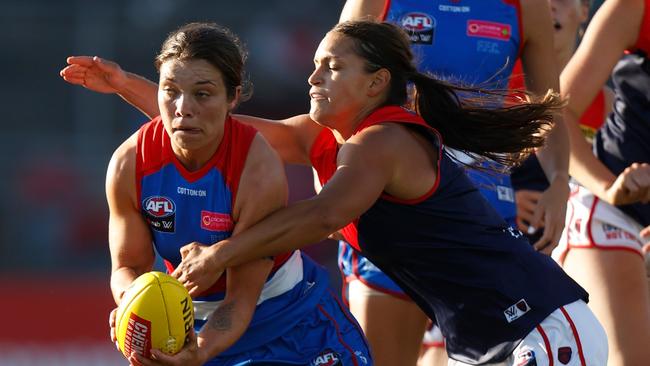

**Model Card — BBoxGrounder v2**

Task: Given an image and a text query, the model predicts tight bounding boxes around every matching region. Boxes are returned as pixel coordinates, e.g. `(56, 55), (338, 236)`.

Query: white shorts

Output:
(422, 322), (445, 348)
(449, 300), (608, 366)
(552, 183), (645, 264)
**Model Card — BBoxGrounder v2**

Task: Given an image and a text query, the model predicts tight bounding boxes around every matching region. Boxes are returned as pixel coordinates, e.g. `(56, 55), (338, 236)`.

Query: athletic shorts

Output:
(338, 241), (408, 299)
(201, 254), (372, 366)
(422, 320), (445, 349)
(449, 300), (607, 366)
(553, 183), (645, 264)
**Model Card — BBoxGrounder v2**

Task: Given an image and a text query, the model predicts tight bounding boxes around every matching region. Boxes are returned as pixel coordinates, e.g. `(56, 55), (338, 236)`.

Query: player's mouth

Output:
(310, 89), (328, 101)
(173, 126), (202, 134)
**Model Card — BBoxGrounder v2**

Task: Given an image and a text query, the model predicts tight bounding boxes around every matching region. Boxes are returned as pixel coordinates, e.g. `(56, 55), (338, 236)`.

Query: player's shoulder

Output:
(107, 132), (138, 185)
(353, 120), (418, 145)
(344, 122), (422, 165)
(245, 133), (285, 179)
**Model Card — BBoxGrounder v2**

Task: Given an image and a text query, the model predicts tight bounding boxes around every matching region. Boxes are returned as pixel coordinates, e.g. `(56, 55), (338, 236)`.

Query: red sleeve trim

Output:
(380, 0), (391, 21)
(220, 117), (257, 207)
(578, 89), (605, 130)
(136, 117), (169, 206)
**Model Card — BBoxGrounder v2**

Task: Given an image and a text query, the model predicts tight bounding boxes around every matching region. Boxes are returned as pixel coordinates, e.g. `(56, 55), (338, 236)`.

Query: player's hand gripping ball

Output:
(115, 271), (194, 359)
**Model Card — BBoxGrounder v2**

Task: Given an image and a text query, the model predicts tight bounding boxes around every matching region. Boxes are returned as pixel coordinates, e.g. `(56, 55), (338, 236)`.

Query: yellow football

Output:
(115, 271), (194, 359)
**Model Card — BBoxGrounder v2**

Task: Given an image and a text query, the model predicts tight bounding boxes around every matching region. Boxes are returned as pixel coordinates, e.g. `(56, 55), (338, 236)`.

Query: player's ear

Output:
(368, 68), (391, 97)
(228, 86), (242, 110)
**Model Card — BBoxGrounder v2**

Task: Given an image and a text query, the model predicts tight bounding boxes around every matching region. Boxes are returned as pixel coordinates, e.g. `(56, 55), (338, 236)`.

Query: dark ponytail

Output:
(333, 20), (564, 167)
(408, 72), (561, 166)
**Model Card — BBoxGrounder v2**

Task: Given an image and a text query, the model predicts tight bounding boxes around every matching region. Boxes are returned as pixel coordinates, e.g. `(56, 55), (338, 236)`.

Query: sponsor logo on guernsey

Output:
(558, 346), (572, 364)
(438, 4), (470, 13)
(515, 349), (537, 366)
(311, 349), (341, 366)
(143, 196), (176, 233)
(177, 186), (207, 197)
(400, 12), (436, 45)
(201, 210), (234, 232)
(504, 299), (531, 323)
(467, 20), (511, 41)
(124, 313), (152, 358)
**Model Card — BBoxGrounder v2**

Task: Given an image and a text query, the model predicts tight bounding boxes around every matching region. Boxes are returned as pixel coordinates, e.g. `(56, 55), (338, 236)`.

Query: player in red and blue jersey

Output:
(556, 0), (650, 363)
(62, 22), (371, 366)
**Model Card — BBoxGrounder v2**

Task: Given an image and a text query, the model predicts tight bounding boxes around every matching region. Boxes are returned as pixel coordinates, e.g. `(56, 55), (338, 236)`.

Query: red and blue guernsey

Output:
(312, 106), (587, 364)
(383, 0), (522, 89)
(136, 117), (371, 365)
(595, 1), (650, 227)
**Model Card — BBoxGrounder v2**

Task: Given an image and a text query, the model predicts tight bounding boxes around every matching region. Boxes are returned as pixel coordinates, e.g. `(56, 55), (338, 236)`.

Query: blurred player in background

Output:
(554, 0), (650, 364)
(509, 0), (613, 245)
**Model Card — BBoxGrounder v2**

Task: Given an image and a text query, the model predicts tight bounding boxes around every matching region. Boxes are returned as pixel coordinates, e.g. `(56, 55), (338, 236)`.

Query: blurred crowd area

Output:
(0, 0), (342, 362)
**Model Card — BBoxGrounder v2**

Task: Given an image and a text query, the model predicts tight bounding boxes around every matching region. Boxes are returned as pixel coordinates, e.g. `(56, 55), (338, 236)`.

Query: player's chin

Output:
(309, 108), (334, 129)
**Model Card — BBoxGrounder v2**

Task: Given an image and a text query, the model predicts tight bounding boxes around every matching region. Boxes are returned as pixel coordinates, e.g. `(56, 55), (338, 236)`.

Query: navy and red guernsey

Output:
(310, 106), (587, 364)
(594, 0), (650, 226)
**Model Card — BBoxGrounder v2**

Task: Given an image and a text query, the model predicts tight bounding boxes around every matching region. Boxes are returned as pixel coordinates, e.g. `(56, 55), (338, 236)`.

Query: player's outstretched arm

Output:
(199, 123), (405, 275)
(233, 113), (323, 165)
(339, 0), (386, 22)
(60, 56), (160, 119)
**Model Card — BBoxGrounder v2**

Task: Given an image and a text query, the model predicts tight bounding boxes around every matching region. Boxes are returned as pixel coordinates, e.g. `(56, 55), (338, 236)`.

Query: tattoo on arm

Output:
(206, 302), (235, 331)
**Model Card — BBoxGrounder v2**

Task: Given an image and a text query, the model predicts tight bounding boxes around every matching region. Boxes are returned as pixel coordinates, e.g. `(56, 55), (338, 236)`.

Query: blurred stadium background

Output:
(0, 1), (342, 364)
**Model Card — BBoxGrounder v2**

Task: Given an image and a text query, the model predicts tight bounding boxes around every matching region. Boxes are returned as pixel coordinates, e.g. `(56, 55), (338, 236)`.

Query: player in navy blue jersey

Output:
(338, 2), (572, 364)
(62, 22), (371, 366)
(166, 21), (607, 365)
(554, 0), (650, 364)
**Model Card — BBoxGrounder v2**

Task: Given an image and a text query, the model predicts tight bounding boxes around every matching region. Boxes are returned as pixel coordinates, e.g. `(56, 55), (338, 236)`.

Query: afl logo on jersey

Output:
(400, 12), (436, 45)
(310, 349), (340, 366)
(142, 196), (176, 233)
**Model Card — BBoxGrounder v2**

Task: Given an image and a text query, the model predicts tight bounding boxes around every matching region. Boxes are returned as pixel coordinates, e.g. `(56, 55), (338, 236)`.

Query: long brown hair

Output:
(332, 20), (564, 167)
(155, 22), (252, 103)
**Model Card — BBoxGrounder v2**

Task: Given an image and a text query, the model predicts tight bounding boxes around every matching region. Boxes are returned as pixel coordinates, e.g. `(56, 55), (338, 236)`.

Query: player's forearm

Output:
(110, 267), (140, 304)
(198, 300), (254, 360)
(564, 110), (616, 200)
(116, 72), (160, 119)
(212, 198), (337, 269)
